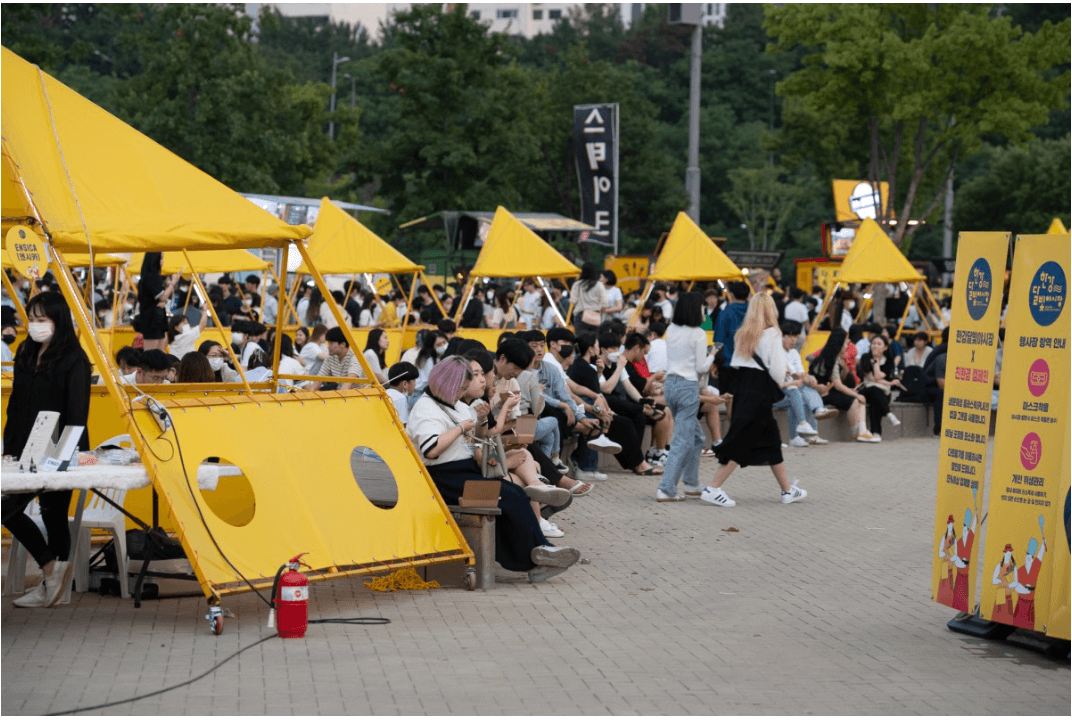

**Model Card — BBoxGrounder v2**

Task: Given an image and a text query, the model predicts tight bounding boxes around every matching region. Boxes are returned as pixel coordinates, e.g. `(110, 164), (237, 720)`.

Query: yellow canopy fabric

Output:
(127, 249), (269, 275)
(0, 47), (309, 253)
(1048, 218), (1067, 234)
(296, 198), (419, 274)
(649, 212), (745, 281)
(468, 207), (580, 278)
(835, 219), (924, 284)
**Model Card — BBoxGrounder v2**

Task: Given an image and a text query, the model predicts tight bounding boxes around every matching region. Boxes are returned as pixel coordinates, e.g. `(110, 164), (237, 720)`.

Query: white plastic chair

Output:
(72, 487), (130, 598)
(2, 499), (44, 597)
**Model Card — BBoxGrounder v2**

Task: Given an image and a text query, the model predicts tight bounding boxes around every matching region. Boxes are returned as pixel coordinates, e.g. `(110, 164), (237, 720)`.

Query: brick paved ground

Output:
(3, 436), (1069, 715)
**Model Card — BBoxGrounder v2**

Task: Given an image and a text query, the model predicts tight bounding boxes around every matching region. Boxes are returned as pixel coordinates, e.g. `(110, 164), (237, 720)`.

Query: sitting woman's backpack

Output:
(898, 366), (926, 402)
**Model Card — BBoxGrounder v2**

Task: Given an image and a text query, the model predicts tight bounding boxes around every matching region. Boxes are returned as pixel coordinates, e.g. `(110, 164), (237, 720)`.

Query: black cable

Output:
(48, 615), (391, 715)
(124, 399), (272, 608)
(48, 633), (277, 716)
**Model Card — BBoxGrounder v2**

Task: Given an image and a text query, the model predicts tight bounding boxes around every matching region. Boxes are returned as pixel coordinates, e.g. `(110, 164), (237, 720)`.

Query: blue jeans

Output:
(659, 374), (704, 494)
(535, 415), (559, 458)
(774, 385), (823, 438)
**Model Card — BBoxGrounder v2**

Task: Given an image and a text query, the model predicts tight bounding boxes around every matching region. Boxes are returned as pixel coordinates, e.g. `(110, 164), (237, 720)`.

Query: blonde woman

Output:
(700, 293), (808, 507)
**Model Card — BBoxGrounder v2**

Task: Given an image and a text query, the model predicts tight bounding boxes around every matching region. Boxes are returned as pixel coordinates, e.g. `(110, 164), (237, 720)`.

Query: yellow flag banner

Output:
(932, 232), (1009, 613)
(979, 233), (1070, 638)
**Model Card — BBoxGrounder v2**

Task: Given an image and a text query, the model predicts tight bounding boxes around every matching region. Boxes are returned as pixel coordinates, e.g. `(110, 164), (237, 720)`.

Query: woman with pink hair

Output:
(407, 355), (581, 582)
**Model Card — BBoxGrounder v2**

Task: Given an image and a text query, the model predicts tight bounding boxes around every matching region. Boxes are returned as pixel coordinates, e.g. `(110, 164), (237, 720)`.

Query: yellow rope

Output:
(363, 567), (440, 592)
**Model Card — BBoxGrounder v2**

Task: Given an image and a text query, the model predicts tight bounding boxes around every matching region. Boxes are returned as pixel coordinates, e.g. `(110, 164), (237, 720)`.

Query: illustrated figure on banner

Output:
(935, 514), (958, 606)
(1013, 530), (1047, 629)
(951, 505), (977, 613)
(990, 543), (1018, 624)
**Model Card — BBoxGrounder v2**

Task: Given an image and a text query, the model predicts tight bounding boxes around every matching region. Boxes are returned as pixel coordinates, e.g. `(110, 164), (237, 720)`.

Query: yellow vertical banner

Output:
(1044, 423), (1070, 640)
(932, 232), (1009, 613)
(979, 233), (1070, 638)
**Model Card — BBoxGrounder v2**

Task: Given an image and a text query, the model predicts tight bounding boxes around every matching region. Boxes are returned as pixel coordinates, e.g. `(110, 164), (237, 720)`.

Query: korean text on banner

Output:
(931, 232), (1009, 614)
(573, 103), (618, 250)
(979, 233), (1070, 638)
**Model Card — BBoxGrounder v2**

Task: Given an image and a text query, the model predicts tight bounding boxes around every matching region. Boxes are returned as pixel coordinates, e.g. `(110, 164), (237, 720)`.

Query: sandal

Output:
(647, 407), (667, 422)
(565, 480), (593, 496)
(633, 465), (663, 476)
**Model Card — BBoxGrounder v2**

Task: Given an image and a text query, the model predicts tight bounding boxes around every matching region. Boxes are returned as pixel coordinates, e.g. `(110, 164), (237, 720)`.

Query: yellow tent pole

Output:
(269, 267), (301, 330)
(894, 283), (916, 338)
(419, 269), (448, 318)
(453, 276), (475, 325)
(1, 268), (28, 325)
(809, 281), (839, 335)
(295, 241), (376, 385)
(686, 279), (696, 292)
(185, 254), (253, 393)
(536, 276), (567, 329)
(628, 280), (655, 330)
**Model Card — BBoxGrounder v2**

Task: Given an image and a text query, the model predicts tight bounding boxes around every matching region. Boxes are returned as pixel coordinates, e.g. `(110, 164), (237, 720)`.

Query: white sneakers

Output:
(524, 484), (571, 506)
(588, 434), (622, 454)
(574, 469), (607, 482)
(886, 412), (901, 426)
(540, 518), (564, 538)
(13, 561), (72, 608)
(645, 448), (668, 467)
(789, 436), (810, 448)
(796, 421), (818, 436)
(531, 545), (580, 568)
(856, 431), (881, 443)
(780, 480), (808, 504)
(700, 486), (736, 507)
(655, 489), (685, 502)
(814, 407), (839, 420)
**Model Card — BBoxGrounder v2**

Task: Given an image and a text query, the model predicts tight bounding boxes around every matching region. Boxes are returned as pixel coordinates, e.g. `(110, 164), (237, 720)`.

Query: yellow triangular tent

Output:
(649, 212), (745, 281)
(836, 219), (924, 284)
(127, 249), (269, 276)
(0, 47), (309, 253)
(1047, 218), (1067, 234)
(469, 207), (580, 278)
(296, 198), (420, 274)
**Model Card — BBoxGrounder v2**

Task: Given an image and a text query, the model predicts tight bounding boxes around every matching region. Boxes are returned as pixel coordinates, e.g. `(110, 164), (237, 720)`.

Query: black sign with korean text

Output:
(573, 104), (618, 249)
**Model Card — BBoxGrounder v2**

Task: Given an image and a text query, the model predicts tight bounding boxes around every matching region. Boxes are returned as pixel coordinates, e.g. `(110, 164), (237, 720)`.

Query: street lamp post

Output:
(329, 52), (351, 141)
(669, 4), (704, 224)
(342, 73), (356, 109)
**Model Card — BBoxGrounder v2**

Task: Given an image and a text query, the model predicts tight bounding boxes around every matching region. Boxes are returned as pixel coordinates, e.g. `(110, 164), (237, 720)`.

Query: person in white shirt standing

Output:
(654, 292), (714, 502)
(701, 294), (808, 507)
(518, 278), (542, 330)
(784, 287), (810, 327)
(600, 270), (624, 323)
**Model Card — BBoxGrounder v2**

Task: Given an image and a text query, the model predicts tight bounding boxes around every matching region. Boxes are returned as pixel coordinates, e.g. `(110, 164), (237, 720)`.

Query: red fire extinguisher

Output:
(269, 553), (310, 639)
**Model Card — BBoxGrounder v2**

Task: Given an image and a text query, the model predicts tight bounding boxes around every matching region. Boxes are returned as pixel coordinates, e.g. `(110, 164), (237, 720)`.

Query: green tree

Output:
(115, 4), (345, 195)
(953, 136), (1071, 240)
(722, 166), (804, 251)
(767, 4), (1070, 249)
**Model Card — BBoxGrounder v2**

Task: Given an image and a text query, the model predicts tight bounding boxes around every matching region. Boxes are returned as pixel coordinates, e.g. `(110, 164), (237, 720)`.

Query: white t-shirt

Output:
(664, 324), (713, 381)
(540, 306), (558, 330)
(363, 349), (385, 380)
(401, 346), (419, 365)
(855, 338), (871, 358)
(277, 354), (304, 386)
(646, 338), (669, 374)
(240, 341), (262, 368)
(603, 286), (623, 320)
(784, 346), (805, 378)
(169, 326), (201, 359)
(407, 395), (476, 466)
(730, 326), (787, 384)
(520, 290), (542, 324)
(656, 299), (674, 320)
(359, 309), (376, 327)
(784, 300), (809, 325)
(386, 388), (409, 424)
(299, 341), (325, 376)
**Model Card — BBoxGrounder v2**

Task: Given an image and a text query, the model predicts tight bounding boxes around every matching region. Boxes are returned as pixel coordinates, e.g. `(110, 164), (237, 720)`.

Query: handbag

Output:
(751, 353), (786, 402)
(580, 309), (601, 326)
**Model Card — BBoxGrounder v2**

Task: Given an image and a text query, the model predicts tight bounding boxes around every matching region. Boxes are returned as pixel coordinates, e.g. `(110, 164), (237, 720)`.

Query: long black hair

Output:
(15, 291), (88, 375)
(578, 262), (600, 291)
(365, 328), (387, 368)
(810, 328), (848, 384)
(671, 291), (703, 328)
(415, 330), (445, 368)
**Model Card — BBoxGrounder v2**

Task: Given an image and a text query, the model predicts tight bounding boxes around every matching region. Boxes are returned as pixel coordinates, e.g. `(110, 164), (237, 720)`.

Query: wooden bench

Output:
(350, 451), (498, 591)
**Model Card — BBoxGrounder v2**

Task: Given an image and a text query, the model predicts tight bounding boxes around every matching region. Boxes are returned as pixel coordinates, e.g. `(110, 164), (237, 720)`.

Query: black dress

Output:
(715, 366), (783, 468)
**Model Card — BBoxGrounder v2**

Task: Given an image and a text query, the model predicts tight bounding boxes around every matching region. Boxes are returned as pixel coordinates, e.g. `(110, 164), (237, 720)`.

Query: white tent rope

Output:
(37, 64), (98, 329)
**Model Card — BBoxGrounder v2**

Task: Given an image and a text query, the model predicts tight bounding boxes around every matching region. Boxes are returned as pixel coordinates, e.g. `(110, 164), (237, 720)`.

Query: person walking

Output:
(700, 293), (808, 507)
(654, 292), (714, 501)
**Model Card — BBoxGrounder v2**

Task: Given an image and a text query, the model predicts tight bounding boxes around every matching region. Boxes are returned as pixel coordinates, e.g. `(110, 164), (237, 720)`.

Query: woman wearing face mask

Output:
(197, 340), (240, 383)
(1, 323), (16, 367)
(177, 351), (216, 383)
(363, 328), (390, 384)
(2, 292), (91, 608)
(166, 312), (207, 360)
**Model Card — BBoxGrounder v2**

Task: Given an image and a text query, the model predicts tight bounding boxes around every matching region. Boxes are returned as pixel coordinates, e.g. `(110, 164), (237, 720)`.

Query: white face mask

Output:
(28, 321), (54, 343)
(208, 357), (226, 372)
(231, 332), (245, 344)
(435, 345), (448, 356)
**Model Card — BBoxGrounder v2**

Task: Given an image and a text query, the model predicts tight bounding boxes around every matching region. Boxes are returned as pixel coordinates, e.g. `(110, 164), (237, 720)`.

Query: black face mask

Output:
(2, 334), (15, 345)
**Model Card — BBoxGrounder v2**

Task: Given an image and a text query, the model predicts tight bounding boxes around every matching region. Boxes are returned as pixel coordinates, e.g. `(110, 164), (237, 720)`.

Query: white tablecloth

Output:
(0, 463), (222, 493)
